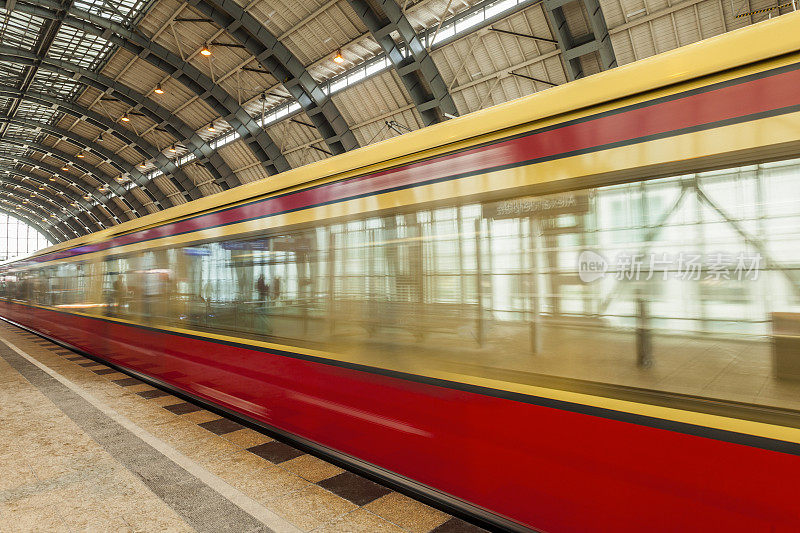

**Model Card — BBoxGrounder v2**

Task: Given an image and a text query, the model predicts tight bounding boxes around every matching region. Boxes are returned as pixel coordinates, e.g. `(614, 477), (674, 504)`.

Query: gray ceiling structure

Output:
(0, 0), (790, 243)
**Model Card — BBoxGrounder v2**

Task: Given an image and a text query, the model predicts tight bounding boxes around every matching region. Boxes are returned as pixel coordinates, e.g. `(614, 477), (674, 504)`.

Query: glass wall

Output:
(0, 214), (51, 261)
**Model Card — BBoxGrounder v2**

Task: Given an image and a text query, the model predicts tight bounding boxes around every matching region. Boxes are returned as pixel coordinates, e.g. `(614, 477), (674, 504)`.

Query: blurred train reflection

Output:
(7, 159), (800, 409)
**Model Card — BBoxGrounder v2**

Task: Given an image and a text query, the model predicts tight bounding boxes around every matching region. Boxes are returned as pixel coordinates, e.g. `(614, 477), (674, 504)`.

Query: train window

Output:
(7, 156), (800, 413)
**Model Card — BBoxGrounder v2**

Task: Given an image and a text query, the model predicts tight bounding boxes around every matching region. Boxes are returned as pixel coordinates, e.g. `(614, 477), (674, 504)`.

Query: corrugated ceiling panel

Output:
(332, 70), (414, 126)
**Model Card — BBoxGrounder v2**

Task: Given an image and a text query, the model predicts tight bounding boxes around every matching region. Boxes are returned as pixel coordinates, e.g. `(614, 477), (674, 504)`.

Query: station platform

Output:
(0, 323), (484, 533)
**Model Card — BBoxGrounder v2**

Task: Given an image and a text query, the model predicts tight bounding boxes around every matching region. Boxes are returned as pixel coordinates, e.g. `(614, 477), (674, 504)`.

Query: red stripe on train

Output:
(34, 65), (800, 264)
(5, 301), (799, 532)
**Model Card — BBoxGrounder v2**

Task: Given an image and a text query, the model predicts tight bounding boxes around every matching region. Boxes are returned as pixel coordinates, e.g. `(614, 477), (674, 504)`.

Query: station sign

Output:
(483, 191), (590, 219)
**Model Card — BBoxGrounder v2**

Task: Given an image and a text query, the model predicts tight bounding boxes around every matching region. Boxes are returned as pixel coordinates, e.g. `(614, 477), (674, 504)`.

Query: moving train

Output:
(3, 13), (800, 531)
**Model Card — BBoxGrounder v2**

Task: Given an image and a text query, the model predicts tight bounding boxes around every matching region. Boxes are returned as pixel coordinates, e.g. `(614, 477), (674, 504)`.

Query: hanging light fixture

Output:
(200, 43), (212, 56)
(138, 162), (147, 169)
(154, 84), (165, 94)
(61, 165), (69, 171)
(77, 151), (85, 158)
(169, 144), (177, 153)
(333, 49), (344, 64)
(49, 176), (56, 181)
(207, 122), (216, 132)
(38, 185), (45, 190)
(83, 194), (91, 200)
(98, 132), (104, 142)
(121, 113), (130, 122)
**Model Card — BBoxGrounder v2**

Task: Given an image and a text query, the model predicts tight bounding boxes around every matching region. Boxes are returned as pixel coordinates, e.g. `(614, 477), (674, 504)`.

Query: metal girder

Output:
(16, 0), (290, 178)
(0, 174), (104, 236)
(0, 204), (63, 243)
(0, 176), (88, 236)
(0, 85), (200, 202)
(0, 192), (73, 241)
(0, 138), (129, 223)
(0, 54), (175, 210)
(543, 0), (616, 80)
(186, 0), (359, 155)
(0, 48), (240, 193)
(0, 169), (97, 234)
(0, 162), (103, 224)
(0, 115), (163, 213)
(0, 0), (67, 140)
(346, 0), (458, 125)
(0, 155), (114, 226)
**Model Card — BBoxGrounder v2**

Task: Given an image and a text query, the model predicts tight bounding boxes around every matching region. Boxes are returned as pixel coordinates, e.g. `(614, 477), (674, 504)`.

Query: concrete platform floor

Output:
(0, 323), (485, 533)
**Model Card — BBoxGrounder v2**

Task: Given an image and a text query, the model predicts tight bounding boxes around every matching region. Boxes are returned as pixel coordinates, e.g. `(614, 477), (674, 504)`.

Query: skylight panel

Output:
(48, 26), (113, 71)
(0, 11), (46, 52)
(72, 0), (151, 25)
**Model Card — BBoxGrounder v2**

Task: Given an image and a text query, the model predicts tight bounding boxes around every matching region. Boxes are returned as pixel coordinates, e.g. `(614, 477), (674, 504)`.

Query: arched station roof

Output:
(0, 0), (788, 241)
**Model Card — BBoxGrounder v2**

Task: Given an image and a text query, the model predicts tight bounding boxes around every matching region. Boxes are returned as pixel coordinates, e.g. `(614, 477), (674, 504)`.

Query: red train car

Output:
(3, 15), (800, 531)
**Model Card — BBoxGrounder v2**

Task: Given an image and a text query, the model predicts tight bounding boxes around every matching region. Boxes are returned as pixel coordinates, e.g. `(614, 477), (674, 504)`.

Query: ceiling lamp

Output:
(138, 162), (147, 169)
(169, 144), (177, 153)
(38, 186), (45, 190)
(333, 49), (344, 64)
(154, 84), (165, 95)
(83, 194), (91, 200)
(98, 132), (104, 142)
(51, 213), (57, 218)
(77, 151), (85, 158)
(115, 175), (128, 183)
(71, 202), (78, 207)
(207, 122), (216, 132)
(200, 43), (212, 56)
(49, 176), (56, 181)
(61, 165), (69, 171)
(121, 113), (130, 122)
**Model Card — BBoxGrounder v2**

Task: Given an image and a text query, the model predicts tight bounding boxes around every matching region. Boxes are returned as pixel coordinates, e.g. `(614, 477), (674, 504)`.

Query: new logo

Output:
(578, 250), (608, 283)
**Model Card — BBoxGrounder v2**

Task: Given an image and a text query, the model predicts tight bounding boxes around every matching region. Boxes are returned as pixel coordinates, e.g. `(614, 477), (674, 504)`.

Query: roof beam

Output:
(0, 155), (112, 208)
(0, 138), (132, 222)
(185, 0), (359, 155)
(0, 85), (203, 201)
(27, 0), (292, 177)
(346, 0), (458, 125)
(0, 168), (98, 231)
(0, 48), (240, 193)
(0, 157), (109, 221)
(0, 192), (74, 240)
(0, 173), (91, 235)
(543, 0), (616, 80)
(0, 0), (69, 139)
(0, 115), (154, 215)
